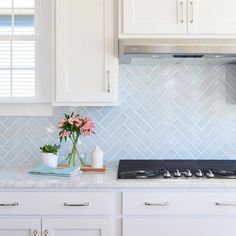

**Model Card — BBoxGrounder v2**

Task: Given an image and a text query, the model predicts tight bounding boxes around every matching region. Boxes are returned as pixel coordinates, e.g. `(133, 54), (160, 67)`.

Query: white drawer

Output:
(123, 218), (236, 236)
(0, 192), (113, 216)
(123, 191), (236, 215)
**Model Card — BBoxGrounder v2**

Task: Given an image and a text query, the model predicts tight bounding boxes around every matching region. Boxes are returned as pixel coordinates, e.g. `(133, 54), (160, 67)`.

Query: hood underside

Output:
(119, 39), (236, 65)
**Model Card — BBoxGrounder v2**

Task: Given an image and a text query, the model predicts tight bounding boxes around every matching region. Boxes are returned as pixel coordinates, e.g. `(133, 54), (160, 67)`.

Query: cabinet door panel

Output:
(0, 218), (40, 236)
(56, 0), (117, 105)
(123, 218), (236, 236)
(43, 218), (111, 236)
(122, 0), (187, 34)
(188, 0), (236, 34)
(50, 229), (100, 236)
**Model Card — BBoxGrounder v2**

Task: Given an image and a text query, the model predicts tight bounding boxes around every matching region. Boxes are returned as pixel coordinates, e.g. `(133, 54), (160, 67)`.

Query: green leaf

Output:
(40, 144), (60, 155)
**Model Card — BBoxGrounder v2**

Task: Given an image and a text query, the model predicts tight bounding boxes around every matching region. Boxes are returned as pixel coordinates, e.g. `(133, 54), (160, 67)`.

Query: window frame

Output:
(0, 0), (53, 115)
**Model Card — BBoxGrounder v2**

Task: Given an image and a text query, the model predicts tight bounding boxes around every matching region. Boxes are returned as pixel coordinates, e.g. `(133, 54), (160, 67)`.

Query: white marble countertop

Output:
(1, 166), (236, 189)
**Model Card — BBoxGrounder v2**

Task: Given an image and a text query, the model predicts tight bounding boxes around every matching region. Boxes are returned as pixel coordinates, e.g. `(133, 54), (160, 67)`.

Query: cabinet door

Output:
(122, 0), (187, 34)
(123, 218), (236, 236)
(188, 0), (236, 34)
(56, 0), (118, 106)
(0, 218), (41, 236)
(42, 218), (111, 236)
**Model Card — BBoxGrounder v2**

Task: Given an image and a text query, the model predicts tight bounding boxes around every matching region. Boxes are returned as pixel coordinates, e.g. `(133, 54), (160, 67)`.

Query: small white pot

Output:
(42, 153), (58, 168)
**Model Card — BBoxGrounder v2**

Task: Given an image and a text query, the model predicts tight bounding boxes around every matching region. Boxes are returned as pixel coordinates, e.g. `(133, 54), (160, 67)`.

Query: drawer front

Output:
(0, 192), (113, 215)
(123, 218), (236, 236)
(123, 191), (236, 215)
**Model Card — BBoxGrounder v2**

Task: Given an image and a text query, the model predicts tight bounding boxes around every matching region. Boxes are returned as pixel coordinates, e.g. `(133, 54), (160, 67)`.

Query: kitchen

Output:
(1, 0), (236, 235)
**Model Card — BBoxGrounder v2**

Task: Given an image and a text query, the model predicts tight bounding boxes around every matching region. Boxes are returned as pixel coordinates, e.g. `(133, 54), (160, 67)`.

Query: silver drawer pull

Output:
(180, 1), (184, 23)
(107, 70), (111, 93)
(0, 202), (19, 207)
(190, 1), (194, 23)
(145, 202), (169, 206)
(64, 202), (89, 207)
(44, 230), (49, 236)
(33, 229), (38, 236)
(215, 202), (236, 206)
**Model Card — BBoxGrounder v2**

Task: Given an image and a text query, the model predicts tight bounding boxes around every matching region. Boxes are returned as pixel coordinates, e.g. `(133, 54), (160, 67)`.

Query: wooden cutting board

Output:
(57, 164), (106, 173)
(80, 166), (106, 173)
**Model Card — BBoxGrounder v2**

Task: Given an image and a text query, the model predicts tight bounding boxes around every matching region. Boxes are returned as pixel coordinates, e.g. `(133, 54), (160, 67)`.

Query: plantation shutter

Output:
(0, 0), (35, 98)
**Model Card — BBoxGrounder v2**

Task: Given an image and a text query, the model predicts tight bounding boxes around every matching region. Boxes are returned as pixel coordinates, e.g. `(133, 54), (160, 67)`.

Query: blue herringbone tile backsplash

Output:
(1, 64), (236, 166)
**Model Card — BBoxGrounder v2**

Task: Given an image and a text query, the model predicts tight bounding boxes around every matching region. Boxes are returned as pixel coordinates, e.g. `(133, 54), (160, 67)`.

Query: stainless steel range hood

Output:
(119, 39), (236, 64)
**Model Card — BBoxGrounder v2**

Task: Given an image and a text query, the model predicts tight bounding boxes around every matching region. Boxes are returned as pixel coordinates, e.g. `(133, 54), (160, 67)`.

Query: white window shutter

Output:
(0, 0), (53, 115)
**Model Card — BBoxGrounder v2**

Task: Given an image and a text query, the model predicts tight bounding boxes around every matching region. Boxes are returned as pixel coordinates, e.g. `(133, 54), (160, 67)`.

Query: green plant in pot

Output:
(40, 144), (60, 168)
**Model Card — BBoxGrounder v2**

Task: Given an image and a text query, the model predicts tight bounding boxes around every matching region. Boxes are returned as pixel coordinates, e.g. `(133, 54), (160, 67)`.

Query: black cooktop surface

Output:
(117, 160), (236, 179)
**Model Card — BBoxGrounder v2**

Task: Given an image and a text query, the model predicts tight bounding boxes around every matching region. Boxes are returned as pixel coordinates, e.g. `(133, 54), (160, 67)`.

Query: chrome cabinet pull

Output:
(215, 202), (236, 206)
(33, 230), (38, 236)
(44, 230), (49, 236)
(180, 1), (184, 23)
(190, 1), (194, 23)
(0, 202), (19, 206)
(107, 70), (111, 93)
(145, 202), (169, 206)
(64, 202), (89, 207)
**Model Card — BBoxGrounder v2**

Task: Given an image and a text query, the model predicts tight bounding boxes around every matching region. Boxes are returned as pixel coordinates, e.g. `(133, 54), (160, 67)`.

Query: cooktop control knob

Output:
(184, 169), (193, 177)
(206, 170), (215, 178)
(163, 170), (171, 178)
(195, 169), (203, 177)
(174, 169), (181, 177)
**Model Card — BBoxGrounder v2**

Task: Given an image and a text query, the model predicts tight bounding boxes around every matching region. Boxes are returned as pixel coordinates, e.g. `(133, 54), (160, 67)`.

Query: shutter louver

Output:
(0, 0), (35, 98)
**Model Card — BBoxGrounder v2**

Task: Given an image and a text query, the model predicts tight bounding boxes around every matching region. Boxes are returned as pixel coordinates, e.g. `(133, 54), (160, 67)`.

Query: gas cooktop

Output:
(117, 160), (236, 179)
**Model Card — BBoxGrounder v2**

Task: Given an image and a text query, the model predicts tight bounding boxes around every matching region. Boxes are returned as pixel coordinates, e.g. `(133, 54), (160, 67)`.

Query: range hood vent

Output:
(119, 39), (236, 64)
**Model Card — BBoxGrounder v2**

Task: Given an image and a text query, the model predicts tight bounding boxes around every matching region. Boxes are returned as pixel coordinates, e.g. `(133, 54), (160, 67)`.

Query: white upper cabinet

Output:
(122, 0), (187, 35)
(120, 0), (236, 37)
(56, 0), (118, 106)
(188, 0), (236, 34)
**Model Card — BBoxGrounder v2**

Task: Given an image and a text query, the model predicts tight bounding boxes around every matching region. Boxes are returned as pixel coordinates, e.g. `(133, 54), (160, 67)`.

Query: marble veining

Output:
(1, 167), (236, 189)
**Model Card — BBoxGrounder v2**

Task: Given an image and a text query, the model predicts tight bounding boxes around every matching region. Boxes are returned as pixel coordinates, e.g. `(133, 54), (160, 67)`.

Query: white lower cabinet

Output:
(123, 218), (236, 236)
(42, 218), (111, 236)
(0, 191), (113, 216)
(0, 191), (113, 236)
(0, 218), (111, 236)
(0, 218), (41, 236)
(122, 191), (236, 236)
(2, 190), (236, 236)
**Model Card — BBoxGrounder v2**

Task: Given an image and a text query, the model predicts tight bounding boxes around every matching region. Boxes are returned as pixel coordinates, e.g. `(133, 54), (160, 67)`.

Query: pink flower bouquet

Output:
(58, 113), (95, 167)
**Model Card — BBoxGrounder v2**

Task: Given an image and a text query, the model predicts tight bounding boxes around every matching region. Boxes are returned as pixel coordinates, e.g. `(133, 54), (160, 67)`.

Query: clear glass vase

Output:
(66, 136), (87, 168)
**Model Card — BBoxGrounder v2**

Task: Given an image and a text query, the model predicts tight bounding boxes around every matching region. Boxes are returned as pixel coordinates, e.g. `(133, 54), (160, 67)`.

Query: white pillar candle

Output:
(91, 146), (103, 168)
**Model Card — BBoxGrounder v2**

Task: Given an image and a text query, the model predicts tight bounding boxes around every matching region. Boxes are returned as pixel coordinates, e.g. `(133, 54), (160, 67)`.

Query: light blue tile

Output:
(0, 64), (236, 166)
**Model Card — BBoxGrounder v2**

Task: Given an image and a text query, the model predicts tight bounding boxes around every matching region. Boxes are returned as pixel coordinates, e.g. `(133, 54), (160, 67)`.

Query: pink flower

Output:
(68, 117), (76, 125)
(80, 117), (95, 136)
(68, 116), (83, 127)
(60, 130), (71, 138)
(80, 129), (93, 136)
(58, 113), (95, 139)
(74, 118), (82, 127)
(58, 119), (66, 128)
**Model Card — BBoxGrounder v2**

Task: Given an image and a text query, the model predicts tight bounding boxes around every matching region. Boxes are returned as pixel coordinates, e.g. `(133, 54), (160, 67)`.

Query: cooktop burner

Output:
(117, 160), (236, 179)
(119, 170), (160, 179)
(212, 170), (236, 179)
